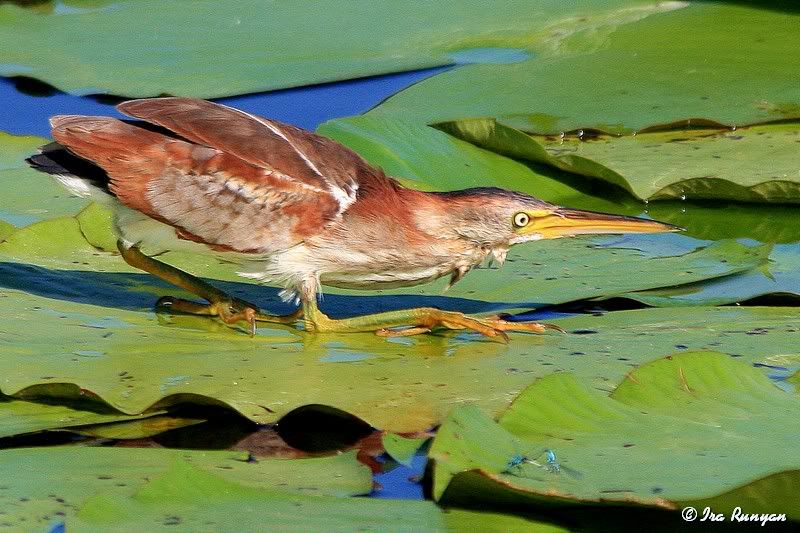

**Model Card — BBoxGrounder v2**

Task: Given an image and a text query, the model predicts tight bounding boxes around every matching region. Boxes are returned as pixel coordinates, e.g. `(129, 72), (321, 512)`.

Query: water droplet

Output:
(681, 207), (686, 213)
(578, 129), (585, 138)
(643, 199), (649, 205)
(680, 194), (686, 201)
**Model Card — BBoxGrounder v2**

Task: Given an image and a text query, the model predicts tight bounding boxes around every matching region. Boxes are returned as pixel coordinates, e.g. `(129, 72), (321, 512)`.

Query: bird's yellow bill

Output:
(522, 208), (681, 239)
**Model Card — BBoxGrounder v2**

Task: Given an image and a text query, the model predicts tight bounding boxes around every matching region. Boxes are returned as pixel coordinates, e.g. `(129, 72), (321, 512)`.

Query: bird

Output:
(27, 98), (678, 340)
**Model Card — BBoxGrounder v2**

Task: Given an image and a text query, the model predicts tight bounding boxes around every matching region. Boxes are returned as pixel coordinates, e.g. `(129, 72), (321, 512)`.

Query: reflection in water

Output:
(646, 201), (800, 244)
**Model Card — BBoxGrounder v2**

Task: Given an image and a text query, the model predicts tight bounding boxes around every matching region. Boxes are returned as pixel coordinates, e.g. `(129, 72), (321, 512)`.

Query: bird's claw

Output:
(155, 296), (259, 336)
(214, 300), (259, 336)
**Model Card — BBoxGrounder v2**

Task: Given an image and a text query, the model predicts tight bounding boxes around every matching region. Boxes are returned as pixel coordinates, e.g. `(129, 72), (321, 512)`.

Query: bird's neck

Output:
(352, 178), (505, 253)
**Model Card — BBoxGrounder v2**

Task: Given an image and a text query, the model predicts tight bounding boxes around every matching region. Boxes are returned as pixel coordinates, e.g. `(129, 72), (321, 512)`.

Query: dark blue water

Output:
(0, 66), (450, 137)
(372, 452), (427, 500)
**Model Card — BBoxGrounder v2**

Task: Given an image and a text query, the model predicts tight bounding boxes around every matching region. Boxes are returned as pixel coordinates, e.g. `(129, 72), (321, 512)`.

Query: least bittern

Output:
(28, 98), (677, 340)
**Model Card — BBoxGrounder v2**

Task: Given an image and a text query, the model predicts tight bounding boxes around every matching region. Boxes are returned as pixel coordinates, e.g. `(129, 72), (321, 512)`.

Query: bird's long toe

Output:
(477, 315), (565, 335)
(375, 326), (432, 337)
(155, 296), (215, 316)
(428, 311), (510, 342)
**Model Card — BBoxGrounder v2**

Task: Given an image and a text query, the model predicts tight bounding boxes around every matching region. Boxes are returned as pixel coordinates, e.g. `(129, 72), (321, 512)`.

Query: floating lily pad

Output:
(317, 115), (613, 210)
(1, 282), (799, 432)
(358, 239), (769, 310)
(0, 0), (672, 98)
(76, 202), (118, 252)
(0, 219), (13, 241)
(619, 244), (800, 307)
(0, 216), (113, 264)
(0, 132), (88, 225)
(549, 124), (800, 204)
(0, 396), (160, 439)
(372, 3), (800, 133)
(70, 459), (559, 532)
(436, 118), (800, 204)
(381, 433), (429, 467)
(431, 352), (800, 520)
(0, 447), (373, 528)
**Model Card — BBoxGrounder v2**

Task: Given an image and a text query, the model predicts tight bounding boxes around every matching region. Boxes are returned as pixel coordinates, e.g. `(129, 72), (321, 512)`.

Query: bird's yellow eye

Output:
(513, 212), (530, 228)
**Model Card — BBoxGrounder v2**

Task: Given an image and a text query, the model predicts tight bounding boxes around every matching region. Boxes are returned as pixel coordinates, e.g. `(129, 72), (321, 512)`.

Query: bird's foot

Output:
(304, 303), (560, 341)
(375, 309), (509, 341)
(156, 296), (302, 336)
(375, 311), (563, 340)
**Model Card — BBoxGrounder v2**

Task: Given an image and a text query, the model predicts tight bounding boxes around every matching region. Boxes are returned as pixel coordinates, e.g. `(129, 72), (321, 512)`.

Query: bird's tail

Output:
(28, 115), (173, 205)
(27, 140), (113, 203)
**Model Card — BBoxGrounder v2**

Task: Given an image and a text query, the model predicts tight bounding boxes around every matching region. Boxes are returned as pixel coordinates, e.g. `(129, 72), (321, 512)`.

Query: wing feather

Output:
(117, 98), (376, 213)
(49, 115), (339, 254)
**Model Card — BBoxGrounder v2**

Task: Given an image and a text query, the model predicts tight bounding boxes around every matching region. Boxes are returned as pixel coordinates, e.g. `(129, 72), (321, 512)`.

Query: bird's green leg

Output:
(117, 241), (302, 334)
(304, 298), (522, 340)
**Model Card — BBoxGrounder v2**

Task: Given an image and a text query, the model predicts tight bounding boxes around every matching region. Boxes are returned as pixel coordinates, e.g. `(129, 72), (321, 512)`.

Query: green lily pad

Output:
(0, 132), (88, 225)
(0, 219), (13, 242)
(431, 352), (800, 519)
(354, 239), (769, 310)
(619, 244), (800, 307)
(0, 211), (260, 285)
(0, 396), (160, 439)
(535, 123), (800, 204)
(381, 433), (429, 467)
(0, 0), (671, 98)
(436, 118), (800, 204)
(1, 281), (799, 432)
(317, 115), (614, 210)
(372, 3), (800, 134)
(0, 447), (373, 528)
(70, 459), (560, 532)
(75, 202), (119, 252)
(0, 216), (114, 265)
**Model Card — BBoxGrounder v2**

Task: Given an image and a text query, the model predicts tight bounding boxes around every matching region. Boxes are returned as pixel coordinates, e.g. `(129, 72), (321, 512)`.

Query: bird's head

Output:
(434, 187), (679, 250)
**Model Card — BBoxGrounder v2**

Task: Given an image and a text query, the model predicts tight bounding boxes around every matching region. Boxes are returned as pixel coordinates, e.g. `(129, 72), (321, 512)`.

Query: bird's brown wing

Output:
(50, 114), (345, 254)
(117, 98), (373, 210)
